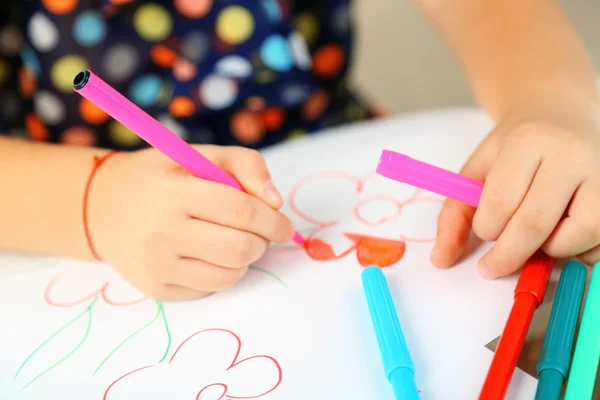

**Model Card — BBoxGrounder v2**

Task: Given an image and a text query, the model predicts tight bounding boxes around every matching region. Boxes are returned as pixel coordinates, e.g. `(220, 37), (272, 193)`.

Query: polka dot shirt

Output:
(0, 0), (377, 150)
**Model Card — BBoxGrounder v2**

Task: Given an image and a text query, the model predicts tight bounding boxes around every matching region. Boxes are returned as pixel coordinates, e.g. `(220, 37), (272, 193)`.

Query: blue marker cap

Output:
(535, 260), (587, 399)
(362, 266), (419, 399)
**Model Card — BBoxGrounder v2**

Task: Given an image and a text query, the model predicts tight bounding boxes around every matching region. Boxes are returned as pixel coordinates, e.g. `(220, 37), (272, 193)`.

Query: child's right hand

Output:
(87, 145), (294, 300)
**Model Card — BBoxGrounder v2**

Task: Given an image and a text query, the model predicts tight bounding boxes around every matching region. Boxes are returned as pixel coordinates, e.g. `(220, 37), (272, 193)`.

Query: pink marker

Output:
(73, 70), (305, 245)
(376, 150), (483, 206)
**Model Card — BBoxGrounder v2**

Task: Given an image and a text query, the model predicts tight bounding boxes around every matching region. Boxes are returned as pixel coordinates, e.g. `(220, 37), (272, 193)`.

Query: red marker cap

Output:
(514, 251), (555, 305)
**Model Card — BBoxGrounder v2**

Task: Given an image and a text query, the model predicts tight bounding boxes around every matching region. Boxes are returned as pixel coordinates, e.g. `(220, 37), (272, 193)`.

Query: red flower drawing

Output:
(289, 170), (442, 267)
(103, 328), (282, 400)
(44, 262), (146, 307)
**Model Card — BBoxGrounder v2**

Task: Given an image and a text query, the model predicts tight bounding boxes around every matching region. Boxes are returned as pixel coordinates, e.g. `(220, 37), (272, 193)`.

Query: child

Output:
(1, 0), (599, 300)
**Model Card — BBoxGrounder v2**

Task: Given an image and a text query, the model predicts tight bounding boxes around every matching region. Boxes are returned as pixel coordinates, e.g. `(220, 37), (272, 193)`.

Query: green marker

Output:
(564, 263), (600, 399)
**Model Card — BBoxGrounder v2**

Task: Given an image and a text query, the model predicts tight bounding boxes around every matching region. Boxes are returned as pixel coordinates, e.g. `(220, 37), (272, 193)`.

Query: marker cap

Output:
(537, 260), (587, 377)
(376, 150), (483, 207)
(514, 251), (555, 305)
(362, 266), (415, 379)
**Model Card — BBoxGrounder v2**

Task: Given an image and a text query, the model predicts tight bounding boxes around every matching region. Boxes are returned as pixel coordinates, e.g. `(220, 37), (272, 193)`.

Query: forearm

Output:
(0, 137), (109, 259)
(416, 0), (600, 121)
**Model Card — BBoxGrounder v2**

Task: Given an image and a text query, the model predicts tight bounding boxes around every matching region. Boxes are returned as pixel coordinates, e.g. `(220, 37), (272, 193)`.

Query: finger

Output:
(577, 244), (600, 266)
(164, 258), (248, 293)
(472, 147), (541, 241)
(543, 217), (597, 258)
(194, 145), (283, 209)
(479, 163), (579, 278)
(432, 136), (497, 267)
(543, 180), (600, 257)
(177, 218), (269, 269)
(183, 181), (293, 243)
(431, 199), (474, 268)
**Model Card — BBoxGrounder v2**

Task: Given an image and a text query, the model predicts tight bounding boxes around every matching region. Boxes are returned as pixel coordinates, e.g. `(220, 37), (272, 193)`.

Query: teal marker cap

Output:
(537, 260), (587, 378)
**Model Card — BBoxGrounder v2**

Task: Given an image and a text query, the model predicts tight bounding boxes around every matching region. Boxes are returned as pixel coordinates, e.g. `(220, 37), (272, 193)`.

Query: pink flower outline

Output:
(44, 271), (147, 308)
(103, 328), (283, 400)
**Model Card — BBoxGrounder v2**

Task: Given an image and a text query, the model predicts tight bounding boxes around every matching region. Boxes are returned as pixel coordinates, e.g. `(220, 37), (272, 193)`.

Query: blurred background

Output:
(353, 0), (600, 114)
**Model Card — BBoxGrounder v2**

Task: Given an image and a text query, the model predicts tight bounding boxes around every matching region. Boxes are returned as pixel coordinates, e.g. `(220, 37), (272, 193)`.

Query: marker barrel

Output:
(390, 368), (419, 400)
(479, 295), (537, 400)
(535, 261), (587, 400)
(74, 70), (242, 190)
(479, 252), (554, 400)
(362, 266), (419, 399)
(377, 150), (483, 207)
(564, 264), (600, 399)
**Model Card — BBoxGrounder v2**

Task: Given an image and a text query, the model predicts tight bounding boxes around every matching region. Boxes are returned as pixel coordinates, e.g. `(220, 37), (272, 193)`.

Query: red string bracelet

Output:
(83, 150), (121, 261)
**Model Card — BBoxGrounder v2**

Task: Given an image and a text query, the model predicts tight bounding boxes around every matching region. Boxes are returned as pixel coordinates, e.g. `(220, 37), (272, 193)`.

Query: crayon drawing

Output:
(287, 170), (442, 267)
(11, 262), (288, 393)
(103, 328), (283, 399)
(12, 267), (170, 391)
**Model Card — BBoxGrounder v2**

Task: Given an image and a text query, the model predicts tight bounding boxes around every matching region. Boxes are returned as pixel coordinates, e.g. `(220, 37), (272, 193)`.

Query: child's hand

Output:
(87, 146), (293, 300)
(431, 104), (600, 278)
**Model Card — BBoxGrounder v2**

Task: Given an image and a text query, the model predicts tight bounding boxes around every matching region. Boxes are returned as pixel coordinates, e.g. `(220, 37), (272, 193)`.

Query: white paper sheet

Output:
(0, 108), (540, 399)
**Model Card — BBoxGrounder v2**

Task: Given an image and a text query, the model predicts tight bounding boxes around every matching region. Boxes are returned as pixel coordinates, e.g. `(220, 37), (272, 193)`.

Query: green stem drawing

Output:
(18, 296), (98, 390)
(93, 301), (161, 375)
(93, 300), (171, 375)
(250, 266), (289, 290)
(158, 301), (171, 363)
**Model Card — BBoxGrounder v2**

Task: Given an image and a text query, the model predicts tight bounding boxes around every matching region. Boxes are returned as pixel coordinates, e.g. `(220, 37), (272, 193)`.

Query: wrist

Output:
(0, 140), (115, 259)
(496, 83), (600, 131)
(83, 150), (124, 261)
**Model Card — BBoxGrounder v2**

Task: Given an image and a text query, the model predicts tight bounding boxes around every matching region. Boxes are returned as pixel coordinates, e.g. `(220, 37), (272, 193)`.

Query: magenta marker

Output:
(376, 150), (483, 206)
(73, 70), (305, 246)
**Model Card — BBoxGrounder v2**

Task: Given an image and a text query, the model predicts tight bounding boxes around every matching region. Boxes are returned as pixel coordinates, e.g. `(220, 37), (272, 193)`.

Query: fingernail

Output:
(478, 263), (497, 280)
(263, 180), (283, 204)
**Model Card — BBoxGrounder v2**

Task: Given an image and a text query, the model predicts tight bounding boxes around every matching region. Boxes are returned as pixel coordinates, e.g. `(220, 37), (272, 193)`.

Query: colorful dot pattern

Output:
(0, 0), (375, 149)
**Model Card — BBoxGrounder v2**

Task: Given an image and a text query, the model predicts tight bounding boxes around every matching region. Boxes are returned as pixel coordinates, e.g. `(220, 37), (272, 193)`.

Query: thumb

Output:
(194, 145), (284, 210)
(431, 139), (495, 268)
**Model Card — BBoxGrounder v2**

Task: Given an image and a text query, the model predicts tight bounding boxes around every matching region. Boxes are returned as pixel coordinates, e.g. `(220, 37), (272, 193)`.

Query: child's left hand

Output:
(431, 101), (600, 278)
